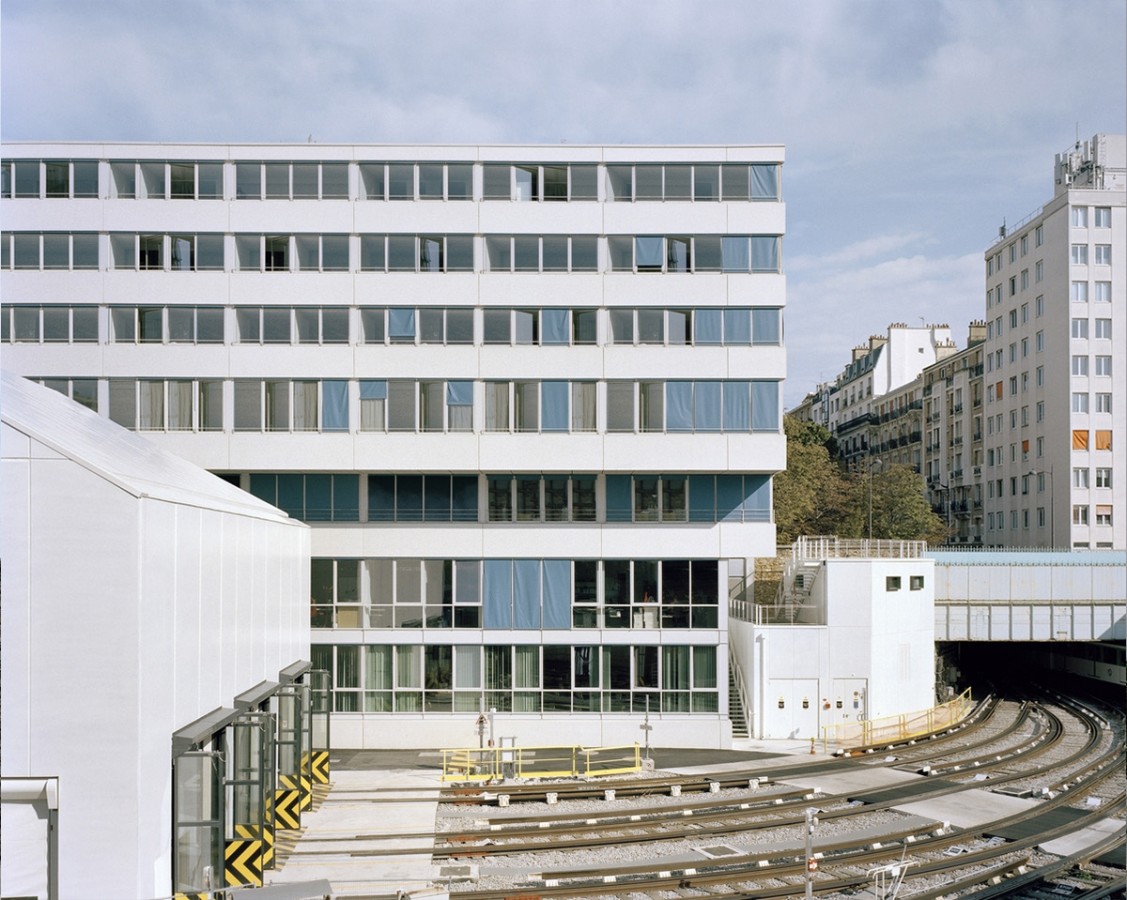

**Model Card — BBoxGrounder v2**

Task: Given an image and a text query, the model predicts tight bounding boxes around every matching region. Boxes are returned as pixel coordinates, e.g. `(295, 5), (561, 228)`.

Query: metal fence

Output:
(441, 743), (641, 782)
(819, 688), (974, 750)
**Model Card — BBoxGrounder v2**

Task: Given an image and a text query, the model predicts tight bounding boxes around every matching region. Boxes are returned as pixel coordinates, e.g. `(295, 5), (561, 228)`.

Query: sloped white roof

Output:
(1, 371), (299, 524)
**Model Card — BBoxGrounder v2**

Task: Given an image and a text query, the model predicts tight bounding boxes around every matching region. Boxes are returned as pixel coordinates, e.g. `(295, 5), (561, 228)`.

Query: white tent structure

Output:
(1, 371), (310, 899)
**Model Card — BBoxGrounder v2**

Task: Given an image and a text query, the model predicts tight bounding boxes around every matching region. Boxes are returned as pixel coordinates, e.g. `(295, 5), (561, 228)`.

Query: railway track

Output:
(289, 691), (1123, 898)
(428, 692), (1125, 898)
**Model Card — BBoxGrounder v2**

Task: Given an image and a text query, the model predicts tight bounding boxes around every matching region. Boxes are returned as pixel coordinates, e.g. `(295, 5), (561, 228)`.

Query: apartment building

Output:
(981, 134), (1125, 549)
(0, 142), (787, 749)
(922, 323), (986, 544)
(791, 322), (954, 471)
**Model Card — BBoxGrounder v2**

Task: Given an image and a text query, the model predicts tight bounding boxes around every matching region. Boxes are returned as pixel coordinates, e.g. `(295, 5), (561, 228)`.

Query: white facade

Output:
(982, 134), (1126, 549)
(1, 143), (787, 750)
(730, 545), (935, 740)
(0, 372), (310, 900)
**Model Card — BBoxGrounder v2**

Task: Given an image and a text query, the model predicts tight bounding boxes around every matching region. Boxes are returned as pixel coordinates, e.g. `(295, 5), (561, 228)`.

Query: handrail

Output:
(441, 743), (641, 782)
(820, 687), (974, 750)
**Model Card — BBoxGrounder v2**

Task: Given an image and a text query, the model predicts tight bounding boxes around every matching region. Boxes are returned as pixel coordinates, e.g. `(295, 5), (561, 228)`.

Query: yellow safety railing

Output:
(441, 743), (641, 782)
(820, 688), (974, 750)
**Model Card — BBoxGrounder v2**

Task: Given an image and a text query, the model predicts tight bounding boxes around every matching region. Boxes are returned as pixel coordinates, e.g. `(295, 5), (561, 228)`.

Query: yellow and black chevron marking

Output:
(174, 893), (229, 900)
(312, 749), (330, 784)
(299, 773), (312, 810)
(224, 838), (263, 887)
(261, 819), (275, 869)
(274, 788), (301, 830)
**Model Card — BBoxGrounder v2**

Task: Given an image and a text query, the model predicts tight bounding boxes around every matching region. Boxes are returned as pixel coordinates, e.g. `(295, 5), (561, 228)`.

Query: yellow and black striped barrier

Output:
(224, 826), (263, 887)
(275, 785), (301, 830)
(261, 790), (276, 868)
(311, 749), (330, 784)
(174, 892), (228, 900)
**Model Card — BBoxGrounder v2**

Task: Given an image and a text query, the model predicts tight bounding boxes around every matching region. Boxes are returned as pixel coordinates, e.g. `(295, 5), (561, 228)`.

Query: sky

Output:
(2, 0), (1124, 407)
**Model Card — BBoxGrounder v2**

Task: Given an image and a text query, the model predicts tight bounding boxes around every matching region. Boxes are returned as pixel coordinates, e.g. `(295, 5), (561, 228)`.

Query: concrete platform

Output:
(265, 768), (443, 897)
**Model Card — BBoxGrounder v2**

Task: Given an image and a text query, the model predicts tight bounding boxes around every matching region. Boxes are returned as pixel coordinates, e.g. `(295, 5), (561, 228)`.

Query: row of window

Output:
(1070, 392), (1115, 414)
(1071, 467), (1115, 489)
(3, 158), (781, 203)
(987, 283), (1114, 333)
(0, 232), (784, 274)
(984, 505), (1114, 531)
(310, 557), (723, 631)
(311, 643), (721, 714)
(243, 472), (772, 526)
(73, 377), (781, 435)
(1069, 244), (1114, 266)
(2, 304), (784, 348)
(984, 209), (1115, 278)
(364, 473), (770, 524)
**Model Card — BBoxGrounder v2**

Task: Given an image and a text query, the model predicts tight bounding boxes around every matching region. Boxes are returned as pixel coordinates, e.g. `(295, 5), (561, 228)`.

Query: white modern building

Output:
(0, 142), (788, 750)
(1, 372), (311, 899)
(730, 537), (936, 740)
(981, 134), (1125, 550)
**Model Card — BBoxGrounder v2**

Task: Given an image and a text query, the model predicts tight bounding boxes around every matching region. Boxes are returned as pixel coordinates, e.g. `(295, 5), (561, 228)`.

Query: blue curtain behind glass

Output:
(541, 381), (569, 431)
(322, 380), (349, 431)
(695, 382), (721, 431)
(666, 382), (693, 431)
(388, 307), (416, 339)
(484, 560), (513, 628)
(695, 309), (722, 344)
(542, 560), (571, 629)
(514, 560), (541, 628)
(752, 381), (779, 431)
(542, 309), (569, 345)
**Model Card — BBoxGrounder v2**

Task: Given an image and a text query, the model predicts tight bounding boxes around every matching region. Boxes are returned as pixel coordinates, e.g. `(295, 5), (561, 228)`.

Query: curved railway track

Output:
(427, 691), (1125, 898)
(289, 691), (1123, 899)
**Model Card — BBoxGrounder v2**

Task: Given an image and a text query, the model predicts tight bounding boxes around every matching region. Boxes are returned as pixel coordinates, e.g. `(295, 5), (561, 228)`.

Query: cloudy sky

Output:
(3, 0), (1123, 405)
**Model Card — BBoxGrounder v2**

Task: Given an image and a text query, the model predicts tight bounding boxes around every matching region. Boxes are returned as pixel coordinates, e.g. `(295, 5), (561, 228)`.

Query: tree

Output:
(773, 417), (856, 543)
(773, 417), (948, 545)
(864, 463), (949, 544)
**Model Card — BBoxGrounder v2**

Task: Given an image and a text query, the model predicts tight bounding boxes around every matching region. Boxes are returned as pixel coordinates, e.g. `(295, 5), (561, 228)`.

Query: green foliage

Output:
(864, 464), (949, 544)
(774, 416), (947, 545)
(774, 416), (856, 544)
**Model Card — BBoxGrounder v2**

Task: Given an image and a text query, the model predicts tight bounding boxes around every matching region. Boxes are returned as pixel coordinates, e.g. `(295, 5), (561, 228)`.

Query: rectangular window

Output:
(1073, 505), (1089, 525)
(1072, 392), (1089, 413)
(1072, 355), (1089, 376)
(1095, 467), (1112, 488)
(1072, 317), (1089, 339)
(1094, 207), (1111, 227)
(1073, 467), (1089, 489)
(1071, 244), (1088, 265)
(1095, 356), (1112, 376)
(1072, 207), (1088, 227)
(1095, 505), (1113, 527)
(1095, 393), (1112, 413)
(1094, 244), (1111, 265)
(1095, 430), (1112, 450)
(885, 576), (901, 591)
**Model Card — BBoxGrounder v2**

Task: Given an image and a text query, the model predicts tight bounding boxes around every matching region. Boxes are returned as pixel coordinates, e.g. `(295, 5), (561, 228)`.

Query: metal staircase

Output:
(728, 668), (749, 738)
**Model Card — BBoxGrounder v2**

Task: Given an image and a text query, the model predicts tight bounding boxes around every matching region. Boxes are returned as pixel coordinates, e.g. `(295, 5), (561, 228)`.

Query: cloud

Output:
(785, 249), (982, 407)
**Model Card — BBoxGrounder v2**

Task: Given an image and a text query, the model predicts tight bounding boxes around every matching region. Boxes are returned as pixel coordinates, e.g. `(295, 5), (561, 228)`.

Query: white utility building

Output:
(730, 538), (936, 741)
(1, 372), (310, 899)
